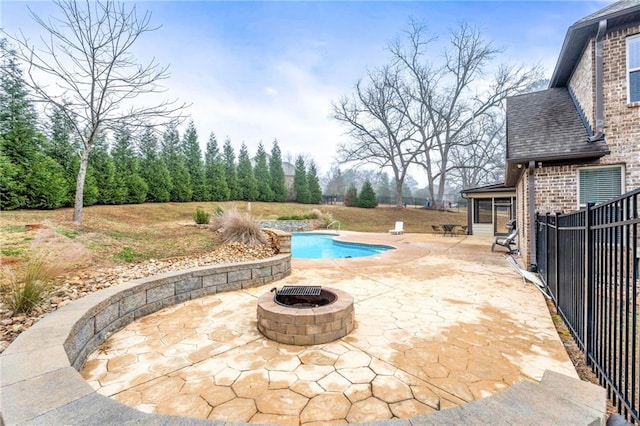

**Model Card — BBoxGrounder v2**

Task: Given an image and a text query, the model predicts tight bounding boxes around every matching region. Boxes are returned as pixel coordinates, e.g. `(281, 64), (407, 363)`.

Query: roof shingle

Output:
(506, 88), (609, 163)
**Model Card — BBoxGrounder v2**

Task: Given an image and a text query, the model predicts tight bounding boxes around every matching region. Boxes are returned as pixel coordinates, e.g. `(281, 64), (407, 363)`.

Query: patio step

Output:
(410, 370), (606, 425)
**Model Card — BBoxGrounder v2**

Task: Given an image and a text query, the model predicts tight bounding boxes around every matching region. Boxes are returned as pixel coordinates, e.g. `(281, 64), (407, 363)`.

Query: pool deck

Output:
(79, 232), (582, 424)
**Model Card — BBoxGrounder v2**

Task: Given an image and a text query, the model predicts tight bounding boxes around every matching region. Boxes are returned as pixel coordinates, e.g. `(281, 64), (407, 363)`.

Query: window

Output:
(474, 199), (492, 224)
(627, 36), (640, 103)
(578, 165), (623, 207)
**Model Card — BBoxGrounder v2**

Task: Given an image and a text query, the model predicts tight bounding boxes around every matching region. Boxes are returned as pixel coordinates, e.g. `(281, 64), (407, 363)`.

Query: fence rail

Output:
(536, 187), (640, 423)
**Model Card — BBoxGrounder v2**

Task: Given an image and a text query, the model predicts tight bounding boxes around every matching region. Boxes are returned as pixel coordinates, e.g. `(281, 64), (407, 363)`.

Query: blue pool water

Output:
(292, 233), (393, 259)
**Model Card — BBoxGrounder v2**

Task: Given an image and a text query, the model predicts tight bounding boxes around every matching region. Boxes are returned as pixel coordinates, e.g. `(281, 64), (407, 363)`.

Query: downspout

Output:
(589, 19), (607, 142)
(528, 160), (537, 271)
(461, 192), (472, 235)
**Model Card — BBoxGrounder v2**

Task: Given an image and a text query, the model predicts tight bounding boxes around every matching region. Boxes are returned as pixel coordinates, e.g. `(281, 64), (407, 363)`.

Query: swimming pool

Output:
(292, 233), (393, 259)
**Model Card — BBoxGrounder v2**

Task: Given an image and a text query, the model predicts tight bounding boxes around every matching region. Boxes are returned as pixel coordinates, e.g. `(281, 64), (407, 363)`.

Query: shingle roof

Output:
(575, 0), (640, 25)
(461, 183), (515, 195)
(551, 0), (640, 87)
(506, 88), (609, 163)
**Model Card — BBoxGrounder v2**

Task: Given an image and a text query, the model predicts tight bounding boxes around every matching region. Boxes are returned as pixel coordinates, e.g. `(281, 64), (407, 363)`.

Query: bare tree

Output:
(389, 22), (542, 207)
(448, 111), (506, 190)
(332, 65), (419, 207)
(5, 0), (187, 225)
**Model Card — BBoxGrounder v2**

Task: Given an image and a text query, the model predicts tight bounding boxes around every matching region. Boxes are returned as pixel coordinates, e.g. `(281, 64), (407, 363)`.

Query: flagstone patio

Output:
(81, 232), (577, 424)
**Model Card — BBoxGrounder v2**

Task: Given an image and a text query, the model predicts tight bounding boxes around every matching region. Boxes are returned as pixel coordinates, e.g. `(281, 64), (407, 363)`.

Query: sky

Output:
(1, 0), (613, 178)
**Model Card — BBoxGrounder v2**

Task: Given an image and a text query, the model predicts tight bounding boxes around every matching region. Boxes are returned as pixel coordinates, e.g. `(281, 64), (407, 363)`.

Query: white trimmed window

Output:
(578, 165), (624, 207)
(627, 35), (640, 103)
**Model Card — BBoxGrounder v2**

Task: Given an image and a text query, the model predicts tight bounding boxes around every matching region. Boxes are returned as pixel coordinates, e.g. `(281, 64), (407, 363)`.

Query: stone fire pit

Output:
(257, 286), (354, 345)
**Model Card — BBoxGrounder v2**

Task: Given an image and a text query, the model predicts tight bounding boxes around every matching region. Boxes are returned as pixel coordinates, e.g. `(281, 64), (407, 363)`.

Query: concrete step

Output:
(409, 370), (606, 426)
(539, 369), (607, 424)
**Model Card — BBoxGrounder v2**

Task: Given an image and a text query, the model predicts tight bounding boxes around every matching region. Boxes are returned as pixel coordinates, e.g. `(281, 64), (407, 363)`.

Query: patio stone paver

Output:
(80, 233), (578, 424)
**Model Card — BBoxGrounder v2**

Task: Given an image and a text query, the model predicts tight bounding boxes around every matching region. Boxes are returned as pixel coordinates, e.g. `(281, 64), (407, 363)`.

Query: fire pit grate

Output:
(276, 286), (321, 296)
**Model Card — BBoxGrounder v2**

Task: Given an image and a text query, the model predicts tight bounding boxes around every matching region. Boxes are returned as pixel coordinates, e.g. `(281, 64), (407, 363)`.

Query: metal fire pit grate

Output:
(276, 286), (321, 296)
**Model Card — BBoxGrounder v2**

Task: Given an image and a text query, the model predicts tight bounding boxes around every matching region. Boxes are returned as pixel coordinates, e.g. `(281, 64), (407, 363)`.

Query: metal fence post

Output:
(555, 211), (561, 306)
(585, 202), (594, 365)
(545, 212), (550, 284)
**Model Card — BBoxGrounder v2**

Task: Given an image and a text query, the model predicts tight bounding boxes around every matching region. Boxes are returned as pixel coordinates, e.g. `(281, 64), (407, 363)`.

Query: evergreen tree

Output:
(112, 126), (147, 204)
(182, 120), (206, 201)
(204, 132), (229, 201)
(0, 150), (21, 210)
(269, 140), (288, 202)
(0, 41), (39, 168)
(45, 106), (81, 206)
(139, 127), (172, 202)
(89, 134), (126, 204)
(81, 167), (100, 206)
(236, 143), (258, 201)
(222, 138), (239, 200)
(24, 156), (68, 209)
(0, 40), (41, 208)
(357, 180), (378, 208)
(345, 183), (358, 207)
(293, 155), (310, 204)
(162, 125), (192, 202)
(254, 142), (273, 202)
(307, 162), (323, 204)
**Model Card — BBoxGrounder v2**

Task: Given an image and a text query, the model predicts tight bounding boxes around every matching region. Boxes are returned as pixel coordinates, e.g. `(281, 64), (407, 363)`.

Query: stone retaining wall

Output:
(258, 220), (317, 233)
(0, 255), (291, 425)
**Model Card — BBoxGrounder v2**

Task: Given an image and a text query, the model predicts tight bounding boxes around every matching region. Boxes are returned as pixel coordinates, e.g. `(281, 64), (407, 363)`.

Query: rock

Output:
(0, 240), (279, 355)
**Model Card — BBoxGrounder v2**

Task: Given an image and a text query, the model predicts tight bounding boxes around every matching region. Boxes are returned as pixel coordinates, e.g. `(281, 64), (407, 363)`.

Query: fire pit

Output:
(257, 286), (354, 345)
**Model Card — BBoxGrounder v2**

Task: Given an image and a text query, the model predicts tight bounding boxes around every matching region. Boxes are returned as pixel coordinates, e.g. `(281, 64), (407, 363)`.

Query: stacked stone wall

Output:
(259, 220), (317, 233)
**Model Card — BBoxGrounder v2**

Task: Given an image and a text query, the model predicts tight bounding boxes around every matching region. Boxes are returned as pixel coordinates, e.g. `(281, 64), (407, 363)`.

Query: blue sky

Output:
(2, 0), (612, 176)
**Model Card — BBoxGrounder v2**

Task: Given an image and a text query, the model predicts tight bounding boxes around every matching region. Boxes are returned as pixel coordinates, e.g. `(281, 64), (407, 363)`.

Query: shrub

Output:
(276, 212), (319, 220)
(219, 207), (266, 245)
(312, 209), (335, 228)
(357, 180), (378, 208)
(344, 184), (358, 207)
(0, 253), (63, 313)
(194, 207), (211, 224)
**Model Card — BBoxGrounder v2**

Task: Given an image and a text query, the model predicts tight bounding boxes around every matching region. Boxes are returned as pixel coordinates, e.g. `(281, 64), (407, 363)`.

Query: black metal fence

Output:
(536, 187), (640, 423)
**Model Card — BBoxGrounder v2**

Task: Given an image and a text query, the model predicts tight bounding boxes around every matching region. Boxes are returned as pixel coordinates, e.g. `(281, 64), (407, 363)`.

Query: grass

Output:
(56, 227), (81, 239)
(0, 248), (24, 257)
(0, 202), (467, 274)
(114, 247), (144, 263)
(0, 251), (69, 313)
(217, 207), (266, 245)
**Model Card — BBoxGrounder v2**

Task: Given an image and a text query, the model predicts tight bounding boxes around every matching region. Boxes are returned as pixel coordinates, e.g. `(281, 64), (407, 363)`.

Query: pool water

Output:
(292, 233), (392, 259)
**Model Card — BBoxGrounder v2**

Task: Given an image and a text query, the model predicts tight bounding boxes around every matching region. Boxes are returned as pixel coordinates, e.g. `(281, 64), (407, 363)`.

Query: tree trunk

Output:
(72, 148), (89, 226)
(395, 180), (403, 208)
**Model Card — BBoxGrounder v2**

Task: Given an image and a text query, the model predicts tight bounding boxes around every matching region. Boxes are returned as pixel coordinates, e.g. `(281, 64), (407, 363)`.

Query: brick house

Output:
(505, 0), (640, 270)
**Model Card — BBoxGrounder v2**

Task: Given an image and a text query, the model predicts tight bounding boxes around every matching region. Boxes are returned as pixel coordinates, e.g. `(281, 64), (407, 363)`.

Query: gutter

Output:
(589, 19), (607, 142)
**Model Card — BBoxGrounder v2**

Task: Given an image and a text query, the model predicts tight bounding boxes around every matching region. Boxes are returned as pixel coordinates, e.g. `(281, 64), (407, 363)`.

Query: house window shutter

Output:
(578, 166), (623, 206)
(627, 36), (640, 102)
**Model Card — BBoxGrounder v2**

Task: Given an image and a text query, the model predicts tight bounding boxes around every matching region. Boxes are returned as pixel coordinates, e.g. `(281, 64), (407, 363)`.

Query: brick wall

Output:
(534, 165), (581, 213)
(601, 25), (640, 189)
(566, 27), (640, 190)
(569, 39), (595, 129)
(520, 26), (640, 267)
